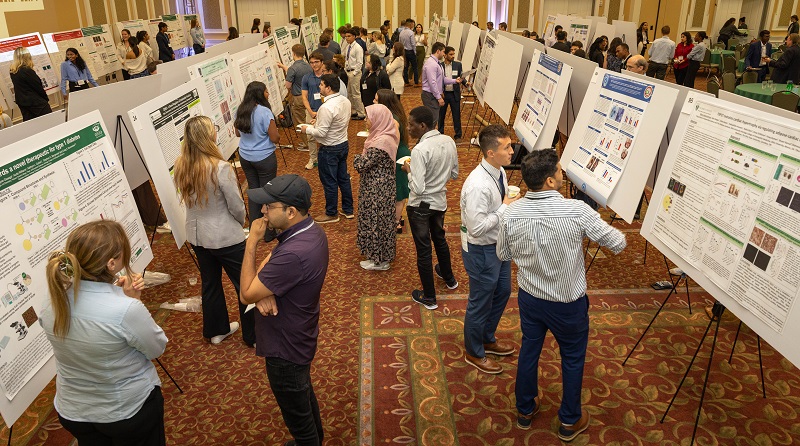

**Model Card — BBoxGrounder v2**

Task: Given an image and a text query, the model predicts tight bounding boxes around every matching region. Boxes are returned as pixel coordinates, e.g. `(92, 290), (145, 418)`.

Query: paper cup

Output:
(508, 186), (520, 198)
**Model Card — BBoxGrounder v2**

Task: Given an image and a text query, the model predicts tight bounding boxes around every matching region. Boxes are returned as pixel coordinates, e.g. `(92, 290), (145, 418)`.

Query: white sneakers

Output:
(360, 260), (390, 271)
(210, 322), (239, 345)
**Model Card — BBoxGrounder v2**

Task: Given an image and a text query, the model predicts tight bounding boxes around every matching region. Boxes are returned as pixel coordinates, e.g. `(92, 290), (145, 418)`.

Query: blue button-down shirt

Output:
(60, 60), (98, 95)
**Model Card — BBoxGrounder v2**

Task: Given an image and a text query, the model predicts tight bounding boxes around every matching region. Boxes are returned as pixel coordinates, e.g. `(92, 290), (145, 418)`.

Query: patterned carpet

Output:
(5, 73), (800, 446)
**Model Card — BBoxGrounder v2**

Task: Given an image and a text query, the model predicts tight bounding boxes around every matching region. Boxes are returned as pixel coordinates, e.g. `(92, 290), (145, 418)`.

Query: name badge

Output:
(362, 83), (367, 90)
(314, 93), (321, 100)
(77, 80), (87, 86)
(452, 71), (458, 76)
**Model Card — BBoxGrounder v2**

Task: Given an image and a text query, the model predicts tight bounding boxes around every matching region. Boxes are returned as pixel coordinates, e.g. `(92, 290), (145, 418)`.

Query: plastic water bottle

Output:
(787, 80), (794, 92)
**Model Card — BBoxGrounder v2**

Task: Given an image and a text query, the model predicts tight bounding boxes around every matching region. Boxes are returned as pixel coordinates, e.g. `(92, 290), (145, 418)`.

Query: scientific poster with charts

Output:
(473, 32), (496, 106)
(43, 25), (123, 77)
(233, 45), (286, 114)
(0, 33), (59, 97)
(161, 14), (188, 49)
(186, 53), (240, 159)
(260, 37), (289, 100)
(568, 19), (592, 49)
(437, 20), (450, 47)
(543, 15), (558, 42)
(514, 50), (572, 150)
(115, 19), (160, 62)
(0, 110), (151, 399)
(566, 73), (654, 205)
(301, 21), (318, 53)
(650, 95), (800, 333)
(128, 78), (213, 247)
(273, 26), (295, 65)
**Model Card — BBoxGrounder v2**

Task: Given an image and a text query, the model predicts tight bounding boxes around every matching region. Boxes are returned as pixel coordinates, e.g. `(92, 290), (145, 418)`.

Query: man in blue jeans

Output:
(241, 174), (330, 446)
(460, 125), (519, 375)
(301, 74), (354, 223)
(497, 149), (626, 442)
(401, 106), (459, 310)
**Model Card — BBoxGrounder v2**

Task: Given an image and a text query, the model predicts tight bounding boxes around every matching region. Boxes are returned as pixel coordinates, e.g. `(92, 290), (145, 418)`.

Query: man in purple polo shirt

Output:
(240, 174), (330, 446)
(421, 42), (461, 128)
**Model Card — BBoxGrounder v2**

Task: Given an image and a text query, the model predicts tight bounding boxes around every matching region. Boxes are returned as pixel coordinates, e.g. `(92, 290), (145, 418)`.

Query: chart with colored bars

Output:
(70, 149), (115, 187)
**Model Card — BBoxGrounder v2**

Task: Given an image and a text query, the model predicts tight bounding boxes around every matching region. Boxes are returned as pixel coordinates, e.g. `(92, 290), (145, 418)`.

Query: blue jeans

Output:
(265, 357), (323, 446)
(516, 289), (589, 424)
(317, 142), (354, 216)
(462, 244), (511, 358)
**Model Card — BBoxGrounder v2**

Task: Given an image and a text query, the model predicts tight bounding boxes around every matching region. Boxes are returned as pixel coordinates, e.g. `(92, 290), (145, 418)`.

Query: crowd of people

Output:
(17, 11), (800, 446)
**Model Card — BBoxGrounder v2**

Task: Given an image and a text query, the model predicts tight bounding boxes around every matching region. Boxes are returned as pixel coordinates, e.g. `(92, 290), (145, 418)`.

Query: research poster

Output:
(568, 19), (591, 49)
(566, 73), (654, 204)
(473, 32), (496, 106)
(651, 96), (800, 334)
(0, 110), (152, 399)
(115, 19), (160, 62)
(260, 36), (289, 100)
(187, 53), (240, 159)
(301, 21), (318, 53)
(0, 33), (59, 98)
(43, 25), (123, 78)
(232, 45), (286, 114)
(437, 20), (450, 47)
(161, 14), (188, 49)
(543, 15), (558, 42)
(428, 15), (441, 56)
(128, 78), (214, 247)
(273, 26), (294, 65)
(514, 50), (570, 149)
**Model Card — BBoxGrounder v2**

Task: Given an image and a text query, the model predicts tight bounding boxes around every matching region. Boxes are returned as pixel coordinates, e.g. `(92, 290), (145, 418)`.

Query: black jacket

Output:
(361, 69), (391, 105)
(770, 44), (800, 84)
(10, 67), (49, 107)
(551, 41), (571, 53)
(441, 60), (463, 97)
(156, 32), (174, 62)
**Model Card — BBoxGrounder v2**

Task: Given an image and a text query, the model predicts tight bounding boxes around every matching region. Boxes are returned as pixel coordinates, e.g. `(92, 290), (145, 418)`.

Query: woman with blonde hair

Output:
(368, 31), (387, 67)
(354, 104), (399, 271)
(386, 42), (405, 97)
(41, 220), (168, 444)
(190, 18), (205, 54)
(173, 115), (254, 347)
(9, 47), (52, 121)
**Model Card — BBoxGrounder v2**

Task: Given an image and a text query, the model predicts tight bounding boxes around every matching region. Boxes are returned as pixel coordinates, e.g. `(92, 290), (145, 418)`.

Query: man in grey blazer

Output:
(438, 46), (465, 142)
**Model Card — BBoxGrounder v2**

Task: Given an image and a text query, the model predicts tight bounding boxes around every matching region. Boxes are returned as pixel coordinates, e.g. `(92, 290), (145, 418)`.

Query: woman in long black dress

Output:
(354, 104), (399, 271)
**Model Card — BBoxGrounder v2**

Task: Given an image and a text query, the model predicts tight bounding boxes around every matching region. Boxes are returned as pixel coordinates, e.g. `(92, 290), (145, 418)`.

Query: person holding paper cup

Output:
(673, 32), (694, 85)
(460, 125), (520, 375)
(173, 115), (255, 347)
(41, 220), (168, 445)
(354, 104), (398, 271)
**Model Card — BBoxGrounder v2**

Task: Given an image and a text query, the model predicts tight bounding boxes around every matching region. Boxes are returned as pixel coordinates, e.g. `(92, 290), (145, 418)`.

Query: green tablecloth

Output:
(734, 83), (790, 103)
(710, 49), (735, 66)
(738, 58), (745, 72)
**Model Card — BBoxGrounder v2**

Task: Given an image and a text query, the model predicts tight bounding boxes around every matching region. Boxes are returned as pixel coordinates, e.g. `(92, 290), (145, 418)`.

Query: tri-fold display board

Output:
(642, 92), (800, 370)
(561, 68), (678, 222)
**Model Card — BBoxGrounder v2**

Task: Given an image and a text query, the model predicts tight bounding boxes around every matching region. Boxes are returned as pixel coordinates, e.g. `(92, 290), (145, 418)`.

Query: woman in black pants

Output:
(683, 31), (708, 89)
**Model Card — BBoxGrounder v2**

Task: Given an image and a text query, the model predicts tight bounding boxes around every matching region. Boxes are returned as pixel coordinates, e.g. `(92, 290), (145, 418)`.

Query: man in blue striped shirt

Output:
(497, 149), (625, 442)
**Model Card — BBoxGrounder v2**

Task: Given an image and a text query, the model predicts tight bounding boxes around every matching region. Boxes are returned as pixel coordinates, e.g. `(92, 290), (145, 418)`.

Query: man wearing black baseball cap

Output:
(240, 174), (330, 445)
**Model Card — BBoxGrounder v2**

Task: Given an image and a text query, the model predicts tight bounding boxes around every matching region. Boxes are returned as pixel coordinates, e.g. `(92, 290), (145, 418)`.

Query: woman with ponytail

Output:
(41, 220), (168, 445)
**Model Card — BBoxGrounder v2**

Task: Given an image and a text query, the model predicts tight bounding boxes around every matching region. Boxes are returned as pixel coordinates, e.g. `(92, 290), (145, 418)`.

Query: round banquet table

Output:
(734, 82), (791, 103)
(710, 49), (735, 66)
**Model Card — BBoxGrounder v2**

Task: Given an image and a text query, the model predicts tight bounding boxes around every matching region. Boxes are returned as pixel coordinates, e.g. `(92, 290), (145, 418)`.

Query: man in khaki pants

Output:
(301, 52), (326, 170)
(278, 44), (314, 151)
(343, 28), (366, 120)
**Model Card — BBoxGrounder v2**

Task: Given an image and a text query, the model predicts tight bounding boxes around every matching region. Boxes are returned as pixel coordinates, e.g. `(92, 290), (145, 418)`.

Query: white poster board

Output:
(260, 37), (289, 100)
(301, 21), (319, 53)
(594, 23), (617, 43)
(447, 22), (465, 59)
(438, 20), (450, 47)
(612, 20), (638, 49)
(542, 14), (558, 41)
(43, 25), (123, 78)
(643, 93), (800, 368)
(161, 14), (188, 49)
(586, 16), (608, 43)
(231, 45), (286, 114)
(0, 33), (59, 103)
(561, 68), (677, 222)
(273, 26), (295, 65)
(473, 32), (496, 106)
(67, 74), (163, 189)
(186, 54), (241, 160)
(460, 24), (481, 69)
(0, 109), (152, 424)
(567, 18), (592, 49)
(128, 78), (212, 247)
(484, 35), (524, 124)
(514, 50), (572, 151)
(0, 111), (66, 148)
(497, 30), (538, 99)
(545, 48), (597, 135)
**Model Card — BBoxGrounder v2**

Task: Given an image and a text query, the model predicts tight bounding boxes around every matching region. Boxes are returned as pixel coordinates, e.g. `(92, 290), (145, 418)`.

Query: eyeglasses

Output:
(266, 204), (288, 211)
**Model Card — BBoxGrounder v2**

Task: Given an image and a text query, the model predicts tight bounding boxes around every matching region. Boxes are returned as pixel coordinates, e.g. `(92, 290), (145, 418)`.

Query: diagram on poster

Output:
(473, 32), (496, 106)
(649, 95), (800, 333)
(514, 50), (572, 150)
(43, 24), (123, 78)
(566, 72), (654, 204)
(301, 21), (318, 53)
(273, 26), (295, 65)
(260, 37), (289, 100)
(187, 53), (240, 159)
(0, 110), (152, 400)
(232, 45), (286, 114)
(161, 14), (188, 49)
(115, 19), (160, 62)
(543, 15), (558, 42)
(0, 33), (59, 100)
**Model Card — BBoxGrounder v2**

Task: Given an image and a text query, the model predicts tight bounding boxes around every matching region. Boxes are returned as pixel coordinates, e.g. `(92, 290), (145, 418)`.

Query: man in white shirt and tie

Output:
(460, 125), (520, 375)
(343, 28), (366, 120)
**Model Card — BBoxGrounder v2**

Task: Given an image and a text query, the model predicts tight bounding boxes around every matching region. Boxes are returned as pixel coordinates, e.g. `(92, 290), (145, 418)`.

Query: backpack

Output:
(275, 101), (294, 128)
(391, 28), (401, 45)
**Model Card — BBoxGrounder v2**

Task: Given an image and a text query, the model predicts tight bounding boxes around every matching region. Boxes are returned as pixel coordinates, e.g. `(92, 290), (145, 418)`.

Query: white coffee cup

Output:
(508, 185), (520, 198)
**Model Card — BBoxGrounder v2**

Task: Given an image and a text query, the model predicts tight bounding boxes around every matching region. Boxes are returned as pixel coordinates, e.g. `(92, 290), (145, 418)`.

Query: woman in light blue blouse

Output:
(41, 220), (168, 445)
(683, 31), (708, 88)
(190, 18), (205, 54)
(60, 48), (98, 98)
(234, 81), (281, 224)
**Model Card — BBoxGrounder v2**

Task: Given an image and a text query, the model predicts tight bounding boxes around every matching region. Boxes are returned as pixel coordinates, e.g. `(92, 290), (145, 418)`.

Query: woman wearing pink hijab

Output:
(354, 104), (400, 271)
